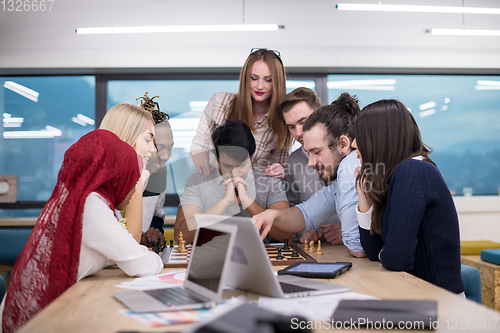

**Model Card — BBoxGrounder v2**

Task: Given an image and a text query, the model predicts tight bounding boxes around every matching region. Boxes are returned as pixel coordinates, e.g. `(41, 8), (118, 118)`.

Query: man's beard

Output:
(314, 164), (338, 186)
(313, 150), (345, 186)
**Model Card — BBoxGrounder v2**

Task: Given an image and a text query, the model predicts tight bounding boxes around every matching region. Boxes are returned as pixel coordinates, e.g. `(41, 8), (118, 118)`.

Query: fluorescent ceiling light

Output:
(475, 80), (500, 90)
(419, 109), (436, 118)
(328, 79), (396, 91)
(3, 81), (39, 102)
(72, 117), (87, 126)
(475, 86), (500, 90)
(189, 101), (209, 112)
(76, 24), (284, 35)
(168, 118), (201, 151)
(419, 101), (436, 111)
(286, 81), (316, 89)
(427, 29), (500, 36)
(169, 118), (200, 131)
(76, 114), (95, 125)
(477, 80), (500, 86)
(336, 4), (500, 14)
(45, 126), (62, 136)
(3, 117), (24, 124)
(333, 85), (395, 91)
(4, 127), (62, 139)
(3, 123), (22, 128)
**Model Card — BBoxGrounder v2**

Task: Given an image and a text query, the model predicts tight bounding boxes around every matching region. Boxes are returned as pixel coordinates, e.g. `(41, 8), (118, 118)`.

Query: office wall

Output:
(1, 0), (500, 71)
(455, 197), (500, 243)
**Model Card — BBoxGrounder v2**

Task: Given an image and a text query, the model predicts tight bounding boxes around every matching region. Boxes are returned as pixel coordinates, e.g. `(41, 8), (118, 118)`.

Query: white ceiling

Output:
(1, 0), (500, 72)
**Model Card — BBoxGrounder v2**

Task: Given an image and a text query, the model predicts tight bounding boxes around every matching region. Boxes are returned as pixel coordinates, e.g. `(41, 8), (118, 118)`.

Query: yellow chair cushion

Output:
(461, 240), (500, 255)
(164, 229), (177, 245)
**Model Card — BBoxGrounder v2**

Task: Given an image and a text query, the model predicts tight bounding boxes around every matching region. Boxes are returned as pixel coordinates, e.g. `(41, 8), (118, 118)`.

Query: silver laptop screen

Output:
(186, 228), (231, 292)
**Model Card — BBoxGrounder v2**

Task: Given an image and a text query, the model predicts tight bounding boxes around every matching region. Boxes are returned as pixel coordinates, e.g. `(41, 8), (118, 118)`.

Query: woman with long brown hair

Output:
(352, 99), (464, 294)
(190, 48), (291, 178)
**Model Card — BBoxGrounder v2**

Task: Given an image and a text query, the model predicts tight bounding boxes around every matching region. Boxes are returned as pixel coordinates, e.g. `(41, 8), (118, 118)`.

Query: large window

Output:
(2, 72), (498, 219)
(328, 74), (500, 195)
(107, 79), (316, 196)
(0, 76), (95, 217)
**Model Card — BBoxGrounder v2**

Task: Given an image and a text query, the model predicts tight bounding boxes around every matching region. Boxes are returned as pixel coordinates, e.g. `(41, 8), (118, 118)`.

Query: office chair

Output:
(461, 264), (482, 304)
(0, 275), (6, 303)
(0, 228), (33, 286)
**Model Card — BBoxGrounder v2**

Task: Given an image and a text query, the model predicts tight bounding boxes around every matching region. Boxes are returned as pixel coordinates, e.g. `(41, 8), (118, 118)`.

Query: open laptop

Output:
(195, 214), (351, 298)
(113, 222), (238, 312)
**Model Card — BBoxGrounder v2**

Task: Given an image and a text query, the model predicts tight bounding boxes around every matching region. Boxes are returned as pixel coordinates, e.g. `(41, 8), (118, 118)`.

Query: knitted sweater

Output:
(359, 159), (465, 294)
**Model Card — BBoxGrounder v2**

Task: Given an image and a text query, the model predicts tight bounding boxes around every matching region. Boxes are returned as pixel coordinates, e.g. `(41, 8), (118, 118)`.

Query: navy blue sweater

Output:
(359, 159), (465, 294)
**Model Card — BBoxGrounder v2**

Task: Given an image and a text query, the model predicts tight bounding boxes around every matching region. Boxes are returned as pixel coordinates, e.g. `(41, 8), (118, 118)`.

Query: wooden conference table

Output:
(17, 244), (500, 333)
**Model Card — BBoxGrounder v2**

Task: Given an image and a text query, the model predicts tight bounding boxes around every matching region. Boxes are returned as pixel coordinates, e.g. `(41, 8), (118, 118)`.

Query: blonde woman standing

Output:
(190, 48), (291, 179)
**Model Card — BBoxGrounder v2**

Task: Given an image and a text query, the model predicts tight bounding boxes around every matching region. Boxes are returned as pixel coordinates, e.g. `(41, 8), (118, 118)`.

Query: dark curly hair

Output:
(303, 92), (360, 148)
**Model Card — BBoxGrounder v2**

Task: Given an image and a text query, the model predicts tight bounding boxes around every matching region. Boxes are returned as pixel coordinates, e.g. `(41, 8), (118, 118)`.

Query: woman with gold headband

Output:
(136, 93), (174, 246)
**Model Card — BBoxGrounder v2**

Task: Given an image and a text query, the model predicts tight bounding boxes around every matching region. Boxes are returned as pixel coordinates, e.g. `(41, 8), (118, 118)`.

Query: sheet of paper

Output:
(257, 292), (379, 321)
(119, 298), (245, 327)
(114, 271), (186, 290)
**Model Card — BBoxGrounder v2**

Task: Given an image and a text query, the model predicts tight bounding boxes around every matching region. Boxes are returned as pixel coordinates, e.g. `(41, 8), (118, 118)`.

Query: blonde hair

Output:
(100, 103), (154, 146)
(226, 49), (291, 149)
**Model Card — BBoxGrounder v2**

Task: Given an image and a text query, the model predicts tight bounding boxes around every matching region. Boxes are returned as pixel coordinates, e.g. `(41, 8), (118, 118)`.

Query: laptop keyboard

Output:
(145, 287), (207, 306)
(279, 282), (316, 294)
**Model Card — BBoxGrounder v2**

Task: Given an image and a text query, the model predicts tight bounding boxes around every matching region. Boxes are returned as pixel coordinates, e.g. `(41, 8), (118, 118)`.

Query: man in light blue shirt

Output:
(296, 151), (362, 254)
(254, 93), (365, 258)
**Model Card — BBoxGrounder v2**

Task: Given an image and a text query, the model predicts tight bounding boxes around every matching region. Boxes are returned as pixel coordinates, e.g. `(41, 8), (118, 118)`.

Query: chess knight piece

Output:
(308, 241), (315, 253)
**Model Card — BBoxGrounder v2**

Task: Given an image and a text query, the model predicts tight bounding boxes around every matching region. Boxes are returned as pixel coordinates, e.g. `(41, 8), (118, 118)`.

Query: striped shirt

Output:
(190, 92), (290, 171)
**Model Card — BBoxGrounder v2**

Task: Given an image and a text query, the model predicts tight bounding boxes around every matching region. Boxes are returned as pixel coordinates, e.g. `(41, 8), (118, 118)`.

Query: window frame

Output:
(2, 69), (499, 212)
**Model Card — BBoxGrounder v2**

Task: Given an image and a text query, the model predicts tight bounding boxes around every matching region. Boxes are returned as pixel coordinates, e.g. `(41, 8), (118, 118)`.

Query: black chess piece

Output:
(283, 239), (289, 251)
(147, 237), (152, 248)
(170, 239), (174, 248)
(276, 248), (284, 260)
(157, 236), (162, 252)
(153, 240), (159, 254)
(291, 243), (299, 257)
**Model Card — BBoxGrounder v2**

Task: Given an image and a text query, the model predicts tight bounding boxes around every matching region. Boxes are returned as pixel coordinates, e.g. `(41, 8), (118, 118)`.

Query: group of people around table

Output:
(1, 48), (465, 333)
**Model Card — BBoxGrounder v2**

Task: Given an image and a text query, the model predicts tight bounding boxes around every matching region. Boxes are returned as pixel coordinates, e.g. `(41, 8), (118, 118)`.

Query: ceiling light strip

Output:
(428, 29), (500, 36)
(336, 4), (500, 14)
(4, 81), (39, 102)
(76, 24), (284, 35)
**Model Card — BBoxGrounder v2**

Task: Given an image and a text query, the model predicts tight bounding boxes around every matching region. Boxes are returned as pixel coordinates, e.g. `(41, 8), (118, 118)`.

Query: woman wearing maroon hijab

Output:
(1, 129), (163, 333)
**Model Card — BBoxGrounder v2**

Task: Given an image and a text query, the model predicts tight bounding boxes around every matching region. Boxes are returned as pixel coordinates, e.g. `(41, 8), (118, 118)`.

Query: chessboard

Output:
(161, 245), (193, 268)
(161, 243), (316, 268)
(265, 244), (316, 266)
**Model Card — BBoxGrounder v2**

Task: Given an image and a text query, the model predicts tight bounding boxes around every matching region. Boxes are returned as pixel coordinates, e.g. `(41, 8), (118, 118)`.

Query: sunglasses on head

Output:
(250, 48), (282, 64)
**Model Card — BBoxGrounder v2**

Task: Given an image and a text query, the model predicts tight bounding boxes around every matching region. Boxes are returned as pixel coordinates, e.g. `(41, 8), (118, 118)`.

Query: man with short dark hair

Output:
(281, 88), (342, 245)
(175, 120), (293, 244)
(255, 93), (365, 258)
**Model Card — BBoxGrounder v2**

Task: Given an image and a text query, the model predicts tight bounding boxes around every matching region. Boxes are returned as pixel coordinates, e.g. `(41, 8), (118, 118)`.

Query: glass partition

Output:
(107, 79), (316, 196)
(1, 76), (95, 209)
(328, 74), (500, 195)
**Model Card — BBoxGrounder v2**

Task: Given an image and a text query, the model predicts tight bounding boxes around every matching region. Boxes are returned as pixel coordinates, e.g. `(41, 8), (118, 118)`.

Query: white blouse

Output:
(0, 193), (163, 332)
(78, 192), (163, 280)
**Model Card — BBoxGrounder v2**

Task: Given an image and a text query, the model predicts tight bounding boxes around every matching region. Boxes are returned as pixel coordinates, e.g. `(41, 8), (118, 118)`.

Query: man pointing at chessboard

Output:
(254, 93), (366, 258)
(174, 120), (294, 245)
